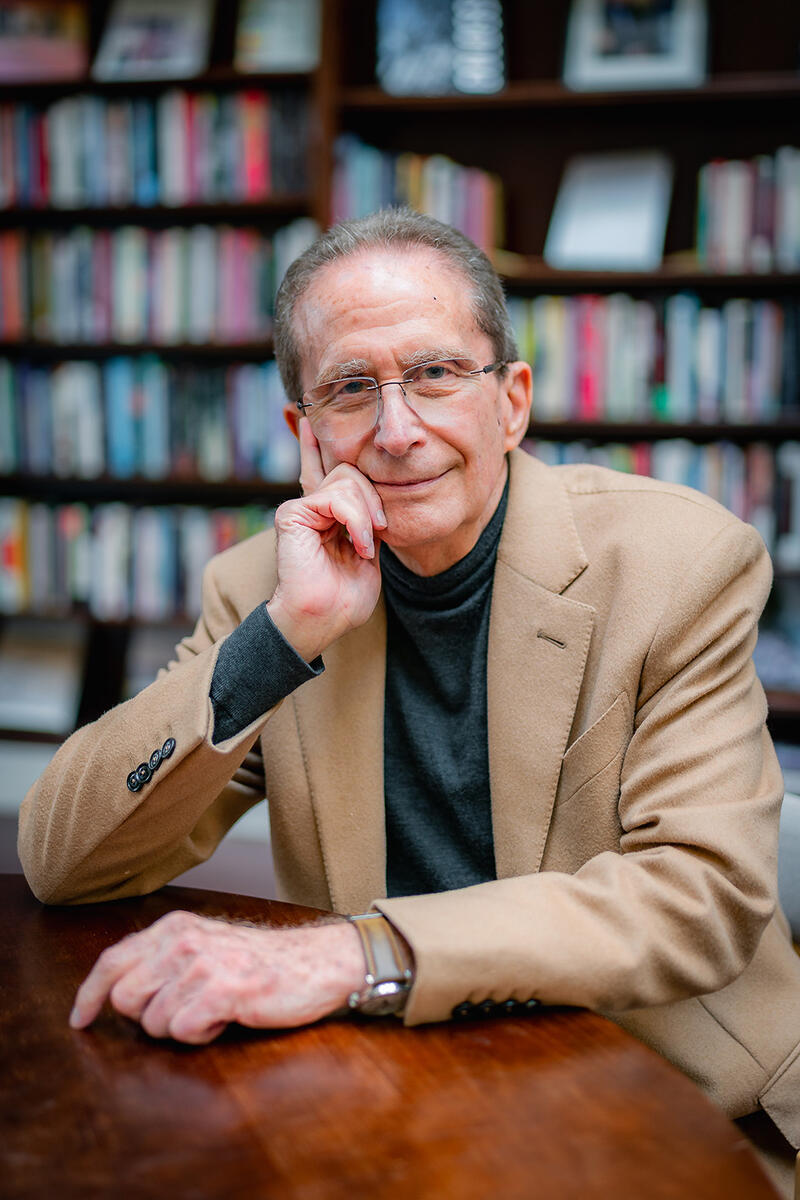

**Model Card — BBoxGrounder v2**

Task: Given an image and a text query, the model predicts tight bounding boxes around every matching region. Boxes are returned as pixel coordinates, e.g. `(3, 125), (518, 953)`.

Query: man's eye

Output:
(413, 362), (455, 383)
(331, 379), (370, 399)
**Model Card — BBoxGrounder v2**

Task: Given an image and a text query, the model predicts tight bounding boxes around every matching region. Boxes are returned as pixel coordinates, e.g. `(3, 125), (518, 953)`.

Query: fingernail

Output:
(69, 1005), (81, 1028)
(376, 509), (387, 527)
(362, 530), (374, 557)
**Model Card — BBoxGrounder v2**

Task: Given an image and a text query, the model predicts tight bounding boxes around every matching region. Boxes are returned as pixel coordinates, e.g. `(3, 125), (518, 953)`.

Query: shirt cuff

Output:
(210, 603), (323, 744)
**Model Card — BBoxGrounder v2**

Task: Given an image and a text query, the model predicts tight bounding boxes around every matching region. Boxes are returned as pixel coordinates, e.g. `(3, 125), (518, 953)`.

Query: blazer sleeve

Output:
(375, 519), (785, 1024)
(18, 552), (290, 905)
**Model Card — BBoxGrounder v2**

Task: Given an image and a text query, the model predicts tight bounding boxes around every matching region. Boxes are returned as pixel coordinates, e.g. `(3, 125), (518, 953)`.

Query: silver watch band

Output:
(346, 913), (414, 1016)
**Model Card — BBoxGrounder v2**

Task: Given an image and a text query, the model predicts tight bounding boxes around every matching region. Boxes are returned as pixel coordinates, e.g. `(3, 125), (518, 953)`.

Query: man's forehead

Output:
(294, 245), (480, 377)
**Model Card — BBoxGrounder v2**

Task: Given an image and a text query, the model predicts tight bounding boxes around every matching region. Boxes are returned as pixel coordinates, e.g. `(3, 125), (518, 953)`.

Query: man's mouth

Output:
(371, 470), (448, 490)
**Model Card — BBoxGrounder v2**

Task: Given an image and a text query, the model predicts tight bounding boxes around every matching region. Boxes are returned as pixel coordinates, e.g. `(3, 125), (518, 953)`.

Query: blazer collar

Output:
(294, 449), (594, 912)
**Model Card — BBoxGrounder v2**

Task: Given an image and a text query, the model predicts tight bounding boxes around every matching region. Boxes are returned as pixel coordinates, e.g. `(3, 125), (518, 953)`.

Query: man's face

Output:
(289, 246), (531, 575)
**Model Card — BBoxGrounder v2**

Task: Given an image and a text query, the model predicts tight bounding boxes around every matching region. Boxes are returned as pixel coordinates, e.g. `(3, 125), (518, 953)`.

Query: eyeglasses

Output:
(296, 358), (507, 443)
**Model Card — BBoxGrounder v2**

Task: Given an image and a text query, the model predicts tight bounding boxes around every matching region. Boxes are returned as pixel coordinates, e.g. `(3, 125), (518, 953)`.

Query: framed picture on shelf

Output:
(563, 0), (707, 92)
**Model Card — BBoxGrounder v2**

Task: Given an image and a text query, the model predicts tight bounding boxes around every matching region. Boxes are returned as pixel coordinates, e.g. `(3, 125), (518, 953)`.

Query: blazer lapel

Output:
(488, 450), (595, 878)
(291, 601), (388, 913)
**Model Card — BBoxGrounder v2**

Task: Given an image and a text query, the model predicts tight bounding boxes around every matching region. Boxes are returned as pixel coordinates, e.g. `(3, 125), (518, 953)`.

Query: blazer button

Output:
(525, 999), (540, 1010)
(149, 748), (162, 771)
(161, 737), (176, 759)
(136, 762), (152, 784)
(479, 1001), (494, 1016)
(453, 1003), (473, 1019)
(126, 771), (142, 793)
(503, 999), (518, 1013)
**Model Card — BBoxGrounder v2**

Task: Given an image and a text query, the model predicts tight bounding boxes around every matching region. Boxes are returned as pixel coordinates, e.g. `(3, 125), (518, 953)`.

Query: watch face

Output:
(358, 980), (409, 1016)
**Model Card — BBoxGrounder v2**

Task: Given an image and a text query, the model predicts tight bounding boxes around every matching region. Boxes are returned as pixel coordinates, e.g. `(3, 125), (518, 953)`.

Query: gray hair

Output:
(273, 206), (519, 401)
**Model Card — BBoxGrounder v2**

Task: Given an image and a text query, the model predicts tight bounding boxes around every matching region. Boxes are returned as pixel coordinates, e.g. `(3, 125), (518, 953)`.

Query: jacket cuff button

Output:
(136, 762), (152, 784)
(161, 738), (176, 759)
(149, 748), (162, 771)
(453, 1003), (472, 1019)
(126, 771), (142, 793)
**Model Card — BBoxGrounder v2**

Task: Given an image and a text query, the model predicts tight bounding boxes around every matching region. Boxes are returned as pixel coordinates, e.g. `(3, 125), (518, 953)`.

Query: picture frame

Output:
(563, 0), (707, 92)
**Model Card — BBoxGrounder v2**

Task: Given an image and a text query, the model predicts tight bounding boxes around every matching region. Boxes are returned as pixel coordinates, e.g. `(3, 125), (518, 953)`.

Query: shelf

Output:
(0, 67), (314, 101)
(529, 421), (800, 444)
(340, 73), (800, 112)
(0, 197), (310, 227)
(0, 474), (298, 505)
(0, 340), (274, 360)
(496, 256), (800, 294)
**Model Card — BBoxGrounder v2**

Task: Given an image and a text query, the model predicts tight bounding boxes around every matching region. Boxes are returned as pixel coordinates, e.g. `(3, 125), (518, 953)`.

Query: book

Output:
(92, 0), (212, 82)
(0, 1), (87, 82)
(234, 0), (320, 72)
(545, 150), (674, 271)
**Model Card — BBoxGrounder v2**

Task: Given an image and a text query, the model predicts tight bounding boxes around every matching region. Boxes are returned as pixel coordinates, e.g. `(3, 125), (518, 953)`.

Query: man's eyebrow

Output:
(397, 347), (474, 369)
(314, 359), (371, 386)
(313, 347), (475, 387)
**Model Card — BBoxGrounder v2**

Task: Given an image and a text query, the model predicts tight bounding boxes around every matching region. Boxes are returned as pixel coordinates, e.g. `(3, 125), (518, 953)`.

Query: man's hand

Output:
(267, 420), (387, 662)
(69, 910), (365, 1044)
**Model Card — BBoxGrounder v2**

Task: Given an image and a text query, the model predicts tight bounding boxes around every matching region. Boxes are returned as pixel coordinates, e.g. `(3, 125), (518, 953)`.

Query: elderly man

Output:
(18, 209), (800, 1176)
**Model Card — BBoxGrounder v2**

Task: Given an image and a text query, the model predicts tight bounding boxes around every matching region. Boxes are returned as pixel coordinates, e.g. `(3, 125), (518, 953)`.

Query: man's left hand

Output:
(69, 911), (365, 1043)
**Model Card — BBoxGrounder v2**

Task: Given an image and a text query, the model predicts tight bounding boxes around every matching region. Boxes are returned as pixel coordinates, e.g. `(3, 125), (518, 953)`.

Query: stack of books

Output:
(0, 90), (310, 210)
(332, 135), (504, 253)
(0, 218), (315, 344)
(696, 148), (800, 273)
(508, 292), (798, 424)
(0, 498), (277, 621)
(0, 357), (299, 484)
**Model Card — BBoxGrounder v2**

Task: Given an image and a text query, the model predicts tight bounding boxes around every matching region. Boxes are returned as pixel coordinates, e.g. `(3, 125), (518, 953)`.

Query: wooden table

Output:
(0, 874), (778, 1200)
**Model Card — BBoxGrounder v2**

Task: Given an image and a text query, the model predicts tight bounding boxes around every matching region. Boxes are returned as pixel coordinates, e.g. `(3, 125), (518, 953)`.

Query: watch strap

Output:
(346, 913), (414, 1016)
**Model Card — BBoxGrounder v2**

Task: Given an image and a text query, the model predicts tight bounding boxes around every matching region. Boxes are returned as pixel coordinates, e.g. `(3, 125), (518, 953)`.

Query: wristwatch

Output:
(346, 913), (414, 1016)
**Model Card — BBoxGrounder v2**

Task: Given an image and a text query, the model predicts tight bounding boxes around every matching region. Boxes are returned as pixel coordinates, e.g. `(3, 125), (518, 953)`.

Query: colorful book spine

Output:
(696, 147), (800, 273)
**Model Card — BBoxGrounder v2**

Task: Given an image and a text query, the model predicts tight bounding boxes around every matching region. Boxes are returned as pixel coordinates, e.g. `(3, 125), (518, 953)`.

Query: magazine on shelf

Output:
(544, 150), (673, 271)
(92, 0), (213, 81)
(0, 1), (87, 81)
(234, 0), (321, 72)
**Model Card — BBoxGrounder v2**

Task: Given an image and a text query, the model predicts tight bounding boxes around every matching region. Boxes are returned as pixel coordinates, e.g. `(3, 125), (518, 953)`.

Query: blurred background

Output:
(0, 0), (798, 904)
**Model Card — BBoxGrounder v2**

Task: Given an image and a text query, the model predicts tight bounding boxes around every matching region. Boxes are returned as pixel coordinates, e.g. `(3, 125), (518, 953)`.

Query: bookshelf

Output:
(1, 0), (799, 745)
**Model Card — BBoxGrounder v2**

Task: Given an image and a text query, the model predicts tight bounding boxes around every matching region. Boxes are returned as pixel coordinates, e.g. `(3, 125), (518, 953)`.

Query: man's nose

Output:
(372, 381), (425, 455)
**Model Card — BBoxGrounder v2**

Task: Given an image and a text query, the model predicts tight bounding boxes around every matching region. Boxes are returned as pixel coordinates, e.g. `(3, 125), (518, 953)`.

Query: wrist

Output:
(345, 913), (415, 1017)
(266, 596), (328, 664)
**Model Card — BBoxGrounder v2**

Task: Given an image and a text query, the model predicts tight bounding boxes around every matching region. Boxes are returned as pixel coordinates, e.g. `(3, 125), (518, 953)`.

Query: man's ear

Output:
(501, 360), (533, 452)
(284, 405), (300, 439)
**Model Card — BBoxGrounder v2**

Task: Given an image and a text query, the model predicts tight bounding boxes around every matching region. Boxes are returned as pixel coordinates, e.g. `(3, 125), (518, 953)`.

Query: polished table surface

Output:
(0, 874), (778, 1200)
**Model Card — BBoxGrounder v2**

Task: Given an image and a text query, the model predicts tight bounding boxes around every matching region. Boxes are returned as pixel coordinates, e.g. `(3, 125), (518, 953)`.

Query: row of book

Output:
(696, 148), (800, 274)
(523, 438), (800, 571)
(0, 0), (321, 84)
(0, 89), (310, 210)
(0, 218), (317, 344)
(331, 134), (504, 254)
(509, 294), (799, 424)
(0, 358), (299, 483)
(0, 498), (275, 622)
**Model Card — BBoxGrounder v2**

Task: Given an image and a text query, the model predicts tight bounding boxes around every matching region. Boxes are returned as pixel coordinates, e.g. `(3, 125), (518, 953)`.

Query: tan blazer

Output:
(19, 449), (800, 1147)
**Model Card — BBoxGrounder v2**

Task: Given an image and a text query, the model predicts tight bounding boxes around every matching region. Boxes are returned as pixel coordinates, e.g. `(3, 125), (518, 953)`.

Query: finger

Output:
(326, 465), (387, 532)
(168, 998), (230, 1045)
(108, 962), (163, 1021)
(298, 418), (325, 495)
(309, 487), (378, 559)
(70, 935), (146, 1029)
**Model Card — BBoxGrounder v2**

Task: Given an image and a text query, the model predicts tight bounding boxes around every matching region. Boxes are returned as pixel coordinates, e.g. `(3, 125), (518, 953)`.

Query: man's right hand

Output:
(266, 419), (387, 662)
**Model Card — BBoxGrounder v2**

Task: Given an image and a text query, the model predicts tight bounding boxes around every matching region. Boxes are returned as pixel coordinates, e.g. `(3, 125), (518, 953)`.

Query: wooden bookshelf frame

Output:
(1, 0), (799, 736)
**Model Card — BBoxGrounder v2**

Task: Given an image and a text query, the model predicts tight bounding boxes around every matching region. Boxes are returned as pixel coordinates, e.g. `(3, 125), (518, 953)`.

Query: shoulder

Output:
(545, 460), (761, 559)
